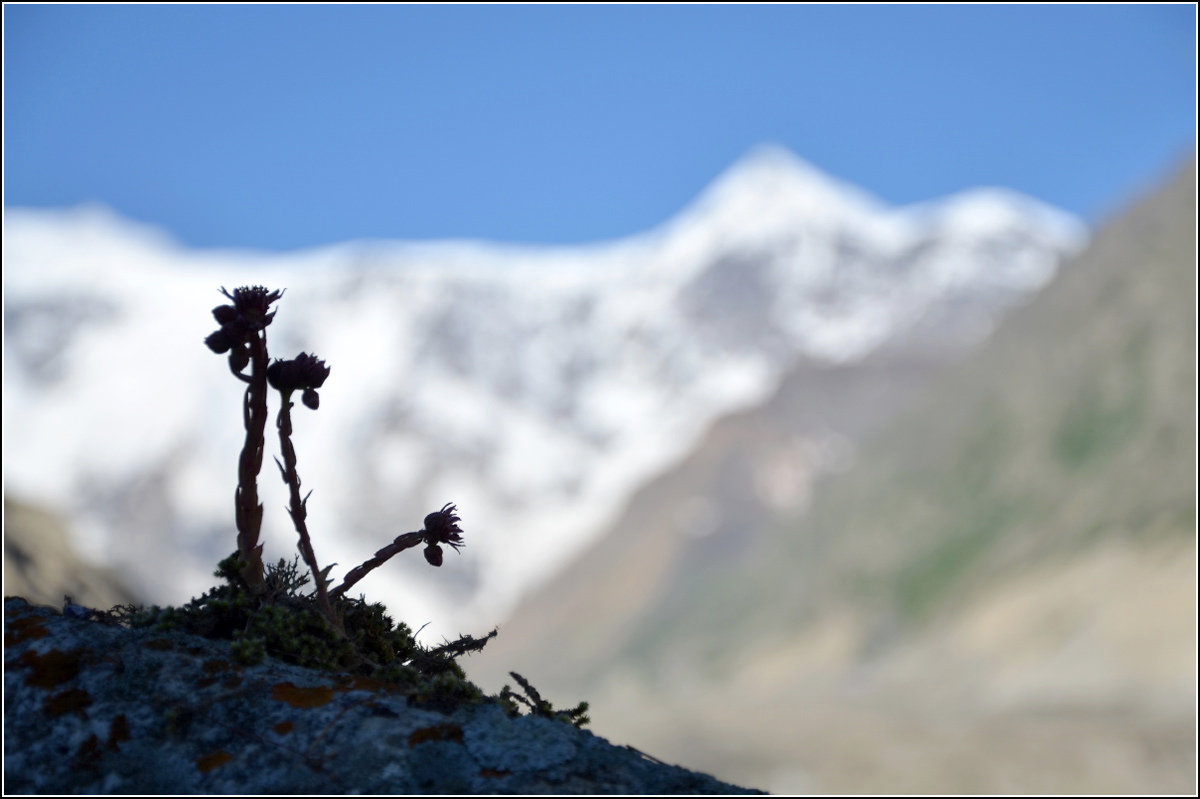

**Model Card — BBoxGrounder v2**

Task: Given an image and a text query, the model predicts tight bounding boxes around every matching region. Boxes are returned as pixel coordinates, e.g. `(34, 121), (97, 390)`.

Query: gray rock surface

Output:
(3, 597), (762, 794)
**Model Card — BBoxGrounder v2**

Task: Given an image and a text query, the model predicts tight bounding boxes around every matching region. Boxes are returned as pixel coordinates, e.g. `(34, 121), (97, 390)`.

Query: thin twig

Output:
(275, 394), (342, 636)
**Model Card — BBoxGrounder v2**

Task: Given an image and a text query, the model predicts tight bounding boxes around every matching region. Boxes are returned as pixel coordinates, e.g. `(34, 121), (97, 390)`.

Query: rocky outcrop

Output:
(3, 598), (761, 794)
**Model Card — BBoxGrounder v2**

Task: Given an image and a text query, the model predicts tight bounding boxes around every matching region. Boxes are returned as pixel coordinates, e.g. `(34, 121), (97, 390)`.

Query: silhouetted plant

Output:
(500, 671), (591, 728)
(267, 351), (340, 634)
(205, 287), (466, 636)
(205, 285), (283, 593)
(104, 284), (586, 726)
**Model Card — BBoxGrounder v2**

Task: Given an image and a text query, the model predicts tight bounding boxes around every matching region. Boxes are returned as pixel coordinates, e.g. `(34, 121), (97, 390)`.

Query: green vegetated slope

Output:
(624, 156), (1197, 676)
(469, 276), (994, 695)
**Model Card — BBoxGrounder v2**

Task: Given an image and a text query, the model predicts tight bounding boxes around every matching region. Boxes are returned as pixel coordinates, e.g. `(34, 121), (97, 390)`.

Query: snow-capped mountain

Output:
(2, 145), (1086, 640)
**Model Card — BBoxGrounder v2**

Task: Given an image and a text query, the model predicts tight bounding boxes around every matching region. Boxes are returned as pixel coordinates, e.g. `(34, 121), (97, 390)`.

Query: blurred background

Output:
(3, 5), (1196, 793)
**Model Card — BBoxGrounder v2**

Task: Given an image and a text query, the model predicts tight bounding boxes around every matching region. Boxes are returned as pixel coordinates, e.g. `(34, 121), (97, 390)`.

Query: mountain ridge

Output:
(3, 145), (1084, 645)
(464, 155), (1196, 793)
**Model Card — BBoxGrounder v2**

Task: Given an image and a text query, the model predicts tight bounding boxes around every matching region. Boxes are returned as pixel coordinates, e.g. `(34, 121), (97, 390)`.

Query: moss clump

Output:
(498, 671), (591, 729)
(115, 555), (494, 715)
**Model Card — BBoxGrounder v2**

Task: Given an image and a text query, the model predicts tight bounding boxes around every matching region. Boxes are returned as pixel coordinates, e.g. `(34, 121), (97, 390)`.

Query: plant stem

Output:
(234, 332), (269, 592)
(275, 392), (343, 637)
(329, 531), (424, 599)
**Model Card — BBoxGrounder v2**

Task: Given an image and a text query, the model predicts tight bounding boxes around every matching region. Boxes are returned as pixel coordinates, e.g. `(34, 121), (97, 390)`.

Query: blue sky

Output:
(3, 4), (1195, 251)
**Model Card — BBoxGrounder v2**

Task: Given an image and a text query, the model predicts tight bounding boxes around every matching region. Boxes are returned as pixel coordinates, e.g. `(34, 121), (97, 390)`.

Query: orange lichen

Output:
(107, 714), (132, 749)
(12, 647), (84, 689)
(195, 749), (234, 773)
(198, 659), (235, 687)
(479, 768), (513, 778)
(407, 722), (463, 747)
(44, 687), (93, 717)
(271, 681), (334, 709)
(4, 613), (49, 646)
(273, 720), (295, 735)
(76, 734), (103, 767)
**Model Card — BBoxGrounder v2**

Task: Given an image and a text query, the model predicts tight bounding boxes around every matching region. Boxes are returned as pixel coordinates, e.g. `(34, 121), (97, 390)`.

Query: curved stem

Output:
(275, 393), (343, 637)
(330, 531), (423, 599)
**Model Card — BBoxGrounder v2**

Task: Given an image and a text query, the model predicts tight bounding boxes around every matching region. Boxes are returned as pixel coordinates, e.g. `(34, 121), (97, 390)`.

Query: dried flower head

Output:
(267, 352), (331, 392)
(421, 502), (465, 567)
(219, 285), (284, 333)
(268, 352), (331, 409)
(205, 285), (284, 373)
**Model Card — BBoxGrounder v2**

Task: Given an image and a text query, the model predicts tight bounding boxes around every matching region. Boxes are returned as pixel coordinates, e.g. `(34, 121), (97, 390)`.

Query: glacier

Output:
(2, 144), (1086, 641)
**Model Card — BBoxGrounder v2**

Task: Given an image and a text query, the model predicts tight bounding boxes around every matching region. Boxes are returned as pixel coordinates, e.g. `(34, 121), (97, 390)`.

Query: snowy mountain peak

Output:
(675, 144), (886, 237)
(895, 185), (1088, 247)
(3, 146), (1086, 642)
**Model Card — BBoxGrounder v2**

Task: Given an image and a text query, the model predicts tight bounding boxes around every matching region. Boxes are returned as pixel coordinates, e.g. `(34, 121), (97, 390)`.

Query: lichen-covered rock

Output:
(4, 598), (762, 794)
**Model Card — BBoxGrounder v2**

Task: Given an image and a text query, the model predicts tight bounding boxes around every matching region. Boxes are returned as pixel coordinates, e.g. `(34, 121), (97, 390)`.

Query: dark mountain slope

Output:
(3, 495), (141, 610)
(464, 156), (1197, 793)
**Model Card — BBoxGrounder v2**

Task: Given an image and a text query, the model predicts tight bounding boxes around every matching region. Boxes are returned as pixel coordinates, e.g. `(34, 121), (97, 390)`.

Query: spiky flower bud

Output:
(420, 503), (464, 566)
(220, 285), (283, 333)
(205, 285), (283, 373)
(268, 352), (331, 410)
